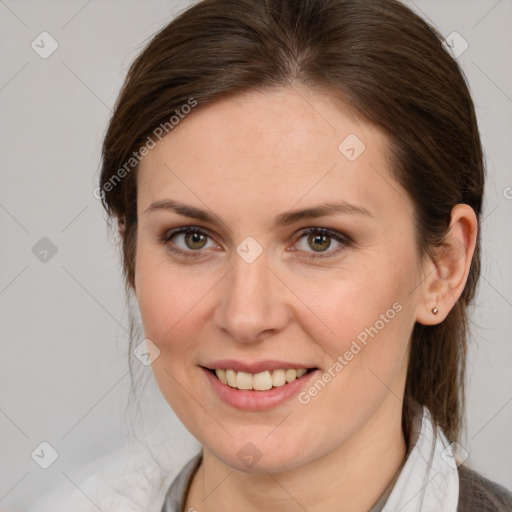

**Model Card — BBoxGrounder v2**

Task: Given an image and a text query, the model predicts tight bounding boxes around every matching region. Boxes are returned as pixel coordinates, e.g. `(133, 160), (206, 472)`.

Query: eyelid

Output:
(293, 227), (352, 246)
(289, 227), (351, 260)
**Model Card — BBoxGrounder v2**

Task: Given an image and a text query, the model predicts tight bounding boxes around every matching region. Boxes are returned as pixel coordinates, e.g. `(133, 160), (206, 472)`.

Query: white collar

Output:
(381, 404), (459, 512)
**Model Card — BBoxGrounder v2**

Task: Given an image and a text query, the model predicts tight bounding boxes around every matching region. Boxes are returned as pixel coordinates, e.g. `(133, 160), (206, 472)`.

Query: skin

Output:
(133, 85), (477, 512)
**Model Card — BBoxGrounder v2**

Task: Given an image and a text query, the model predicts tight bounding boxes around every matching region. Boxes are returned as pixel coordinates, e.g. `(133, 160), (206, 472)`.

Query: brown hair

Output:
(99, 0), (484, 443)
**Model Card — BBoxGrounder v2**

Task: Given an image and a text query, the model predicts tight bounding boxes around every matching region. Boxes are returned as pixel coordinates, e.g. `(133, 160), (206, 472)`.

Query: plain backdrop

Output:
(1, 0), (511, 510)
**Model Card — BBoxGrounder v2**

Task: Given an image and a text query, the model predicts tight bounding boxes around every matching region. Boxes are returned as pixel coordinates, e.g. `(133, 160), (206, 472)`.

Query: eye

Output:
(159, 226), (351, 260)
(160, 227), (218, 258)
(291, 227), (351, 260)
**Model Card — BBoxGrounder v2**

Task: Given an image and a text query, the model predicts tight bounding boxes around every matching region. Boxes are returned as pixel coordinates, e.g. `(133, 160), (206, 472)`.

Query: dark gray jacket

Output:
(457, 465), (512, 511)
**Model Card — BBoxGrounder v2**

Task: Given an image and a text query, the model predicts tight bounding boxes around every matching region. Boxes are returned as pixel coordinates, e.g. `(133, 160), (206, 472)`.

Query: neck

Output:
(185, 396), (407, 512)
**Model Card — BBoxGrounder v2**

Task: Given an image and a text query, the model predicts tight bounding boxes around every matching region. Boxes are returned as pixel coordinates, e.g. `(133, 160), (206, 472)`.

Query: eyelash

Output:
(159, 226), (352, 261)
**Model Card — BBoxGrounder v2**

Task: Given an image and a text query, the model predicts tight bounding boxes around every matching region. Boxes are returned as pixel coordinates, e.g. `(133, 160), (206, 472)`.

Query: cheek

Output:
(135, 243), (202, 337)
(134, 245), (225, 385)
(133, 247), (208, 414)
(290, 256), (414, 388)
(294, 262), (407, 336)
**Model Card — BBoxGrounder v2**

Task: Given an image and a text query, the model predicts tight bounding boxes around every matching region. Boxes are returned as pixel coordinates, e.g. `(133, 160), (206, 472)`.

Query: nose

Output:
(213, 249), (291, 343)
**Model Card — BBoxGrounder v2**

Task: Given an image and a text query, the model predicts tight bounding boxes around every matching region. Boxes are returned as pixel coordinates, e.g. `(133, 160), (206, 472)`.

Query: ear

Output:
(116, 216), (137, 294)
(415, 204), (478, 325)
(118, 215), (126, 238)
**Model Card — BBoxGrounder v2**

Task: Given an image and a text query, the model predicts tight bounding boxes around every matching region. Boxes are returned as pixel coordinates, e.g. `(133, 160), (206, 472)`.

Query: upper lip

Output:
(202, 359), (317, 374)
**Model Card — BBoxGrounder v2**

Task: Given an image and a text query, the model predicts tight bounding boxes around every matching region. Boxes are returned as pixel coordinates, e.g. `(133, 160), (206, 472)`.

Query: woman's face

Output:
(135, 87), (426, 472)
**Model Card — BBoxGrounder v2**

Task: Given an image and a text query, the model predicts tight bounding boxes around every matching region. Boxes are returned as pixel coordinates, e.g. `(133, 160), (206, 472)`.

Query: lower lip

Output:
(201, 367), (320, 411)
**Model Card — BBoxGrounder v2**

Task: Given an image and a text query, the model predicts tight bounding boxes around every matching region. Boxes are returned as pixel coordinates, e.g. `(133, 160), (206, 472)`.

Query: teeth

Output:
(236, 371), (254, 390)
(272, 369), (286, 387)
(214, 367), (310, 390)
(216, 368), (228, 385)
(226, 369), (237, 387)
(285, 369), (297, 382)
(253, 370), (273, 390)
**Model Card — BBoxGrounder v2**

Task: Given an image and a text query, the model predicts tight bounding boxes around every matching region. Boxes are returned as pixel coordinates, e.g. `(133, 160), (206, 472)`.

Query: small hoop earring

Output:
(432, 307), (439, 315)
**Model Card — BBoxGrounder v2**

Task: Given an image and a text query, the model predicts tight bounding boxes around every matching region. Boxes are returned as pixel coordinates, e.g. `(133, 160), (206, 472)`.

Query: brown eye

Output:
(182, 231), (208, 250)
(293, 227), (350, 260)
(307, 232), (332, 252)
(160, 227), (216, 258)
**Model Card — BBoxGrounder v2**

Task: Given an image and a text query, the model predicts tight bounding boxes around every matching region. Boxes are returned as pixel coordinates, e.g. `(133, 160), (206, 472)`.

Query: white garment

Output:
(381, 405), (459, 512)
(27, 433), (181, 512)
(29, 405), (459, 512)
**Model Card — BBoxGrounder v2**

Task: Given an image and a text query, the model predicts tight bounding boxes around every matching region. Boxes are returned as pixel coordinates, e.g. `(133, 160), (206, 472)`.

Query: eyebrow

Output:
(143, 199), (374, 230)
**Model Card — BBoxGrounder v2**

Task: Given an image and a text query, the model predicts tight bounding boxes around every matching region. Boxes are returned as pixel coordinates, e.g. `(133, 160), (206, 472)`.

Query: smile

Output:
(202, 365), (320, 411)
(212, 368), (314, 391)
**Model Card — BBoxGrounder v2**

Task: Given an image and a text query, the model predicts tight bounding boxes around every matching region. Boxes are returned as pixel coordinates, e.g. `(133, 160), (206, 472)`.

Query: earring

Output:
(432, 307), (439, 315)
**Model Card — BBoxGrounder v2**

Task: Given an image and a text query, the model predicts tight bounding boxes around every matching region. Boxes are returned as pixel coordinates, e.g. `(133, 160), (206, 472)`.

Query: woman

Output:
(97, 0), (512, 510)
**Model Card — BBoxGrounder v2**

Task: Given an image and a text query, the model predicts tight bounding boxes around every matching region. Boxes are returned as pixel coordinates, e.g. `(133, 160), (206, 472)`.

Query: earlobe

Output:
(415, 204), (478, 326)
(118, 216), (126, 238)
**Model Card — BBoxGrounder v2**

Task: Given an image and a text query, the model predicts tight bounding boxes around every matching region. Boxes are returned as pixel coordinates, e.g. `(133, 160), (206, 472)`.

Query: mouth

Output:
(203, 367), (318, 391)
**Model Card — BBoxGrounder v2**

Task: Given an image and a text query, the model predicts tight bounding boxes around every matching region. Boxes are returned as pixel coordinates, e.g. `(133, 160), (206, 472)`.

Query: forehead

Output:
(137, 87), (402, 219)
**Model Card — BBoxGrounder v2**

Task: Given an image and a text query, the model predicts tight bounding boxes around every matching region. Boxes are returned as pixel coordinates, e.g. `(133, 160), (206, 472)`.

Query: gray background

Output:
(0, 0), (511, 510)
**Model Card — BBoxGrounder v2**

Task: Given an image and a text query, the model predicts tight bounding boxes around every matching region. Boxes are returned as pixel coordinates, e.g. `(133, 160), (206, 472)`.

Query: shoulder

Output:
(457, 465), (512, 512)
(30, 439), (176, 512)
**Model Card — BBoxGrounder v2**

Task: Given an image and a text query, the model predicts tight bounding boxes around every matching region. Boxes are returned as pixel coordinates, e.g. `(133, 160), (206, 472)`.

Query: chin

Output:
(200, 429), (323, 474)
